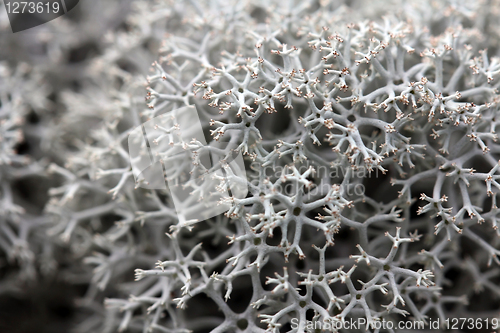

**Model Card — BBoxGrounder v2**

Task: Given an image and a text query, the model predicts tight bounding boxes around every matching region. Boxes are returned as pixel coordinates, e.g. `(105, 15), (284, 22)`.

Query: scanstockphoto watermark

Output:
(248, 162), (381, 197)
(246, 175), (366, 197)
(127, 106), (378, 223)
(3, 0), (80, 32)
(291, 317), (500, 331)
(128, 105), (248, 223)
(291, 318), (426, 331)
(249, 162), (385, 181)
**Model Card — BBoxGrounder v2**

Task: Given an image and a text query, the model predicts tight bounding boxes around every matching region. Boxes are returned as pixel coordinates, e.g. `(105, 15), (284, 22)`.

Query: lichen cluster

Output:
(1, 1), (500, 332)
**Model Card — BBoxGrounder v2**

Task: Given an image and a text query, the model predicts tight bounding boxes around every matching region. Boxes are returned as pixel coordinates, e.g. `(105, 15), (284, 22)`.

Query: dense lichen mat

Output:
(1, 1), (500, 332)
